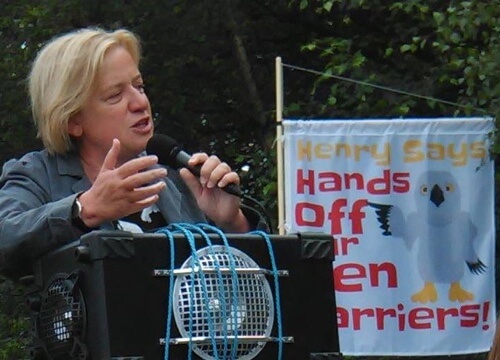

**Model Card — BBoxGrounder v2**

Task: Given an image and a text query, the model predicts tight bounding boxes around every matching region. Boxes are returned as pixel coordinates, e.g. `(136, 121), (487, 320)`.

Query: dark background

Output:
(0, 0), (498, 358)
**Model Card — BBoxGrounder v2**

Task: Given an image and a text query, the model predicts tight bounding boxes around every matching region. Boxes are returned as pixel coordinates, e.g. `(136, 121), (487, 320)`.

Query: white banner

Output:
(282, 117), (495, 356)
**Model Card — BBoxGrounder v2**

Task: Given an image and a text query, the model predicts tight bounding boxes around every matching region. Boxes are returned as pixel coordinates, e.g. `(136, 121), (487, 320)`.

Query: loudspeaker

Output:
(26, 229), (342, 360)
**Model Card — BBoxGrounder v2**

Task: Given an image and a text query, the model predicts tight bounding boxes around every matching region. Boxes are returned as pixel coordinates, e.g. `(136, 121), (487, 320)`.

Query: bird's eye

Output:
(445, 183), (454, 192)
(420, 185), (428, 194)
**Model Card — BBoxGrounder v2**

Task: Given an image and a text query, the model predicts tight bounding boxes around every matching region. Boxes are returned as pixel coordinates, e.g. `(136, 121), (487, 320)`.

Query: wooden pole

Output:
(275, 57), (285, 235)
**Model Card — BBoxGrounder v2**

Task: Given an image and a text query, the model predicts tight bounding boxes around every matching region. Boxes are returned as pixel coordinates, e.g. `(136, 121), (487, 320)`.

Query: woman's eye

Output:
(136, 84), (146, 93)
(106, 92), (122, 102)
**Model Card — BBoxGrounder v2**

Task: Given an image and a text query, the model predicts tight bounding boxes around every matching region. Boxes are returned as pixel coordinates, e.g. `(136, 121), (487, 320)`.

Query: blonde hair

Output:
(28, 27), (142, 154)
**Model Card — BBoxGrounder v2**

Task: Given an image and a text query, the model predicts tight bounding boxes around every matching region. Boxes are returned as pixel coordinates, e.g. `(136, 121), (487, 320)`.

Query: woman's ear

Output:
(68, 116), (83, 137)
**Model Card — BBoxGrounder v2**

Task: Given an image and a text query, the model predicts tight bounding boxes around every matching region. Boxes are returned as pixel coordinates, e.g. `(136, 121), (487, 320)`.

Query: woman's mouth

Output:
(131, 117), (152, 133)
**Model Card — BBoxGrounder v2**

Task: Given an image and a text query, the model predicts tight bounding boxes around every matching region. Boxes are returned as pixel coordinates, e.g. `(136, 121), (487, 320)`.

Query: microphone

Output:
(146, 134), (242, 197)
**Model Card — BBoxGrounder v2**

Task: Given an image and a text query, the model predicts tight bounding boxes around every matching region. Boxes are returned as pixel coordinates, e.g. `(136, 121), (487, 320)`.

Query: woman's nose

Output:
(129, 86), (149, 111)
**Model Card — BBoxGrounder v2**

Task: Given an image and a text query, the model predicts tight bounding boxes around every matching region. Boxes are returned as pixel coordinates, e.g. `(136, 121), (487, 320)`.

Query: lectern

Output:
(26, 229), (343, 360)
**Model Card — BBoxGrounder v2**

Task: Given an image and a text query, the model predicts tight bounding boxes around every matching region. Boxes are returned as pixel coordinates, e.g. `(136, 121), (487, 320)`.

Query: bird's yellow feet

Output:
(448, 282), (473, 302)
(411, 282), (438, 303)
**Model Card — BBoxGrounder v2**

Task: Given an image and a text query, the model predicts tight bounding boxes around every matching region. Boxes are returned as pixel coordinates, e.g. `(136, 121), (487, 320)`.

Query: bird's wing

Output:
(467, 259), (487, 275)
(367, 202), (406, 238)
(460, 212), (486, 274)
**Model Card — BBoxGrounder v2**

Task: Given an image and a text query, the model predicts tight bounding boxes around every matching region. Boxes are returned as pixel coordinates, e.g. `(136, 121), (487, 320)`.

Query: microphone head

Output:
(146, 134), (181, 168)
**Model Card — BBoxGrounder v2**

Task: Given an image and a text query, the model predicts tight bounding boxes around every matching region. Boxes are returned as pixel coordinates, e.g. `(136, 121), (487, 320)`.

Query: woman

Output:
(0, 27), (257, 279)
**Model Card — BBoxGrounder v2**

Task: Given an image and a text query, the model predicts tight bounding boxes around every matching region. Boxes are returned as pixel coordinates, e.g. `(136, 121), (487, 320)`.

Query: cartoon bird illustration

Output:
(368, 170), (486, 304)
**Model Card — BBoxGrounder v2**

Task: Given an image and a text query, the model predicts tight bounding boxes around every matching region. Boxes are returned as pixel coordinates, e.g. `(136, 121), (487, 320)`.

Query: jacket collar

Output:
(53, 151), (92, 194)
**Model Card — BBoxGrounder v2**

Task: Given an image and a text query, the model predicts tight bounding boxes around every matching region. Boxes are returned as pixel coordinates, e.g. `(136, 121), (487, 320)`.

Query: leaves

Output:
(0, 276), (30, 359)
(287, 0), (498, 121)
(0, 0), (498, 357)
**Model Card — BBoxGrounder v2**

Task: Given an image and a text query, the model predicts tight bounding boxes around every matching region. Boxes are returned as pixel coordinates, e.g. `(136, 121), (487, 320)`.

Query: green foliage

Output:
(0, 277), (30, 359)
(0, 0), (498, 358)
(286, 0), (499, 124)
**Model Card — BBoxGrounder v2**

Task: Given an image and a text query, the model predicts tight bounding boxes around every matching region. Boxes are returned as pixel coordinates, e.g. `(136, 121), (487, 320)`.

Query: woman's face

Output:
(69, 45), (153, 164)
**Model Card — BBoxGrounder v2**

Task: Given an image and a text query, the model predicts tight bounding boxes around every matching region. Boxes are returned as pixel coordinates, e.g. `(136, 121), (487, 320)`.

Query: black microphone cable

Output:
(239, 192), (274, 234)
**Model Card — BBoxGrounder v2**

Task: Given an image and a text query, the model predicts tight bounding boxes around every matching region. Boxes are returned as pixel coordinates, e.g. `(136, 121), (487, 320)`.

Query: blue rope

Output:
(169, 223), (221, 360)
(250, 230), (284, 360)
(155, 227), (176, 360)
(185, 229), (196, 359)
(176, 223), (230, 357)
(157, 224), (283, 360)
(197, 223), (241, 359)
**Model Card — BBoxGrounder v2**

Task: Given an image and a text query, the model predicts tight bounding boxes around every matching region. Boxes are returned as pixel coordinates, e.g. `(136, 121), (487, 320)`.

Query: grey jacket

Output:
(0, 149), (209, 279)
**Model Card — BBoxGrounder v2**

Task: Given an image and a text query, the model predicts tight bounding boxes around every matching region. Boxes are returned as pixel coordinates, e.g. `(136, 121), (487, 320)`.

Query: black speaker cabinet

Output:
(26, 229), (342, 360)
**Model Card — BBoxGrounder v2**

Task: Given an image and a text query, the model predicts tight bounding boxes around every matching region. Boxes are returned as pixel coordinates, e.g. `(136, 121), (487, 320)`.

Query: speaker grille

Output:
(37, 276), (85, 358)
(173, 245), (274, 360)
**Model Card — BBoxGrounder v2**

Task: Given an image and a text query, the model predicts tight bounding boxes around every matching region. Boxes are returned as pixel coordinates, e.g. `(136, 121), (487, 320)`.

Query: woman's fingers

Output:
(129, 181), (166, 203)
(188, 154), (239, 190)
(122, 167), (167, 190)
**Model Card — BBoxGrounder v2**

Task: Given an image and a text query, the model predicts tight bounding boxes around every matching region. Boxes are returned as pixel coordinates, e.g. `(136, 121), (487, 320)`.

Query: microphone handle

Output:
(175, 151), (242, 197)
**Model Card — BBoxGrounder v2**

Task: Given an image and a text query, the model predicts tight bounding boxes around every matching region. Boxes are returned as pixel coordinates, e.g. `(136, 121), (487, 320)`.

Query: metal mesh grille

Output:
(37, 278), (85, 358)
(173, 246), (274, 360)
